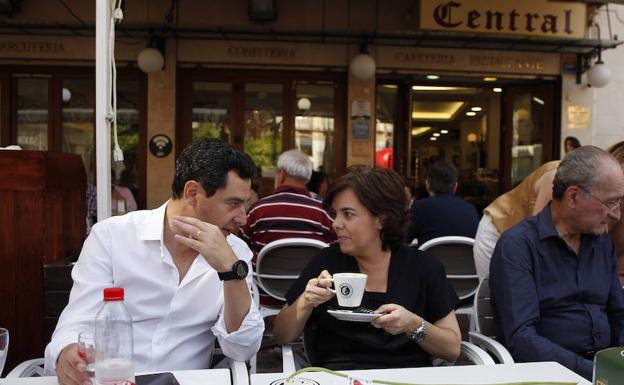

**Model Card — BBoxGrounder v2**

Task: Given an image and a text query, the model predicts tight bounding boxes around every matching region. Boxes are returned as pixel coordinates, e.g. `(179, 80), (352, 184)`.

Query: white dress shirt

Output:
(44, 201), (264, 373)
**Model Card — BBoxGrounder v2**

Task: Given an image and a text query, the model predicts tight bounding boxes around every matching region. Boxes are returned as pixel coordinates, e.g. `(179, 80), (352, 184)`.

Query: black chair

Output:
(43, 261), (74, 345)
(255, 238), (328, 302)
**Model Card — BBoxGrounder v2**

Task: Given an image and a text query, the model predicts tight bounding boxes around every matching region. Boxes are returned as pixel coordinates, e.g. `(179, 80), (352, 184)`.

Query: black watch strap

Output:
(218, 260), (248, 281)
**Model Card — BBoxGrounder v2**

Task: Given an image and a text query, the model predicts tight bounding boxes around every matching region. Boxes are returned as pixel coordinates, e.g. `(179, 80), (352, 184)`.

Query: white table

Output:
(0, 369), (231, 385)
(251, 362), (591, 385)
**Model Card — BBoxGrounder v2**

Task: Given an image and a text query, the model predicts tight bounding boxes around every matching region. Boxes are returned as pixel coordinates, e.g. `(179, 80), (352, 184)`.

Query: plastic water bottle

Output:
(95, 288), (135, 385)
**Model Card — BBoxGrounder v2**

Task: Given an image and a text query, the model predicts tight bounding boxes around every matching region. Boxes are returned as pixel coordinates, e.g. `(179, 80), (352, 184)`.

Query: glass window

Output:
(295, 84), (334, 174)
(375, 84), (398, 168)
(62, 79), (95, 181)
(16, 77), (49, 150)
(192, 82), (232, 143)
(244, 83), (283, 173)
(511, 93), (544, 186)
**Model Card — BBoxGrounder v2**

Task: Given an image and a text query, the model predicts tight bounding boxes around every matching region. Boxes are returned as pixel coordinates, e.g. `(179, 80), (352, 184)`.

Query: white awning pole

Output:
(95, 0), (112, 221)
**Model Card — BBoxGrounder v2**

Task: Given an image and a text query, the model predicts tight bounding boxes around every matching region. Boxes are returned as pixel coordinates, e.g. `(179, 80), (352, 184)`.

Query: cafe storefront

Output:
(0, 0), (617, 208)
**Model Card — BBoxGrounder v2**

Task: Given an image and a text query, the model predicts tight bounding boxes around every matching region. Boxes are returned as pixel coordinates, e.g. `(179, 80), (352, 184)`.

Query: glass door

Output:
(502, 84), (555, 190)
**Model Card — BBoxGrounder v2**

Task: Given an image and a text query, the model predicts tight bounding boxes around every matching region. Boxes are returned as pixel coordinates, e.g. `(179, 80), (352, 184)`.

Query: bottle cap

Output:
(103, 287), (124, 301)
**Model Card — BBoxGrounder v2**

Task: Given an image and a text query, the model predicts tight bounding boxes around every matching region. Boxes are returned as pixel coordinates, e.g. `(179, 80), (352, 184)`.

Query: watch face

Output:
(234, 260), (248, 278)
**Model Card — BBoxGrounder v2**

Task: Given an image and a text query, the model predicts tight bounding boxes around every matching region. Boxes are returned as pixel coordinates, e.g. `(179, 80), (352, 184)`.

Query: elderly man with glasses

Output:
(490, 145), (624, 381)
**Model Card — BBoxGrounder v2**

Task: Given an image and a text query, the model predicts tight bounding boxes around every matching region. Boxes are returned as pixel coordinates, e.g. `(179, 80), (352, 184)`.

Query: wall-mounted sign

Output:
(377, 46), (561, 75)
(421, 0), (586, 39)
(149, 134), (173, 158)
(567, 105), (591, 130)
(351, 100), (371, 119)
(352, 122), (370, 140)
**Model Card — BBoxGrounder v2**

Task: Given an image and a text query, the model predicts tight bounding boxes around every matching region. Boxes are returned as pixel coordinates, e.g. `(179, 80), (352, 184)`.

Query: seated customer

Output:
(490, 146), (624, 380)
(406, 161), (479, 245)
(273, 166), (461, 369)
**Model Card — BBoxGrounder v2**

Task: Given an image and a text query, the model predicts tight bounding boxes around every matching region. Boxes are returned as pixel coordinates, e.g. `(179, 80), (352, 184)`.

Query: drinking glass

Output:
(0, 328), (8, 377)
(78, 331), (95, 380)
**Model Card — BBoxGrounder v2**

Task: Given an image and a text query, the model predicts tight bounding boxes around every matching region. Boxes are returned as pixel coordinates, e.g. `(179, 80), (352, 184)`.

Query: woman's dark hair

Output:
(171, 139), (256, 199)
(323, 166), (408, 251)
(564, 136), (581, 150)
(307, 171), (327, 194)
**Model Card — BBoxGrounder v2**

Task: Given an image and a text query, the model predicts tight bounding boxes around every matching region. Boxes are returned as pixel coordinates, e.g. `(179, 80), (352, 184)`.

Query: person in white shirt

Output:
(45, 139), (264, 385)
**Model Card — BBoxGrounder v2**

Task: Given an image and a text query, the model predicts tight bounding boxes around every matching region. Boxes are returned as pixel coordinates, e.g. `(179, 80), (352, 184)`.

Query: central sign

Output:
(421, 0), (586, 39)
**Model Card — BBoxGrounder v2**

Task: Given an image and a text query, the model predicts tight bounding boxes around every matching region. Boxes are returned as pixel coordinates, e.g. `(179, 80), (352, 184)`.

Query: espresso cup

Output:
(327, 273), (367, 307)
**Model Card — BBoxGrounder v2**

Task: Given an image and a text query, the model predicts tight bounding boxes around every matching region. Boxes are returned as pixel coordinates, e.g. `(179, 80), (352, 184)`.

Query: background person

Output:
(45, 139), (264, 385)
(273, 166), (461, 370)
(406, 161), (479, 246)
(473, 160), (559, 279)
(564, 136), (581, 154)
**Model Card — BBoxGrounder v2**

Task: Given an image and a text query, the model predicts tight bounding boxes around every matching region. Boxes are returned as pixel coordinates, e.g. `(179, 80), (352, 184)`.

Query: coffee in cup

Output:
(327, 273), (367, 307)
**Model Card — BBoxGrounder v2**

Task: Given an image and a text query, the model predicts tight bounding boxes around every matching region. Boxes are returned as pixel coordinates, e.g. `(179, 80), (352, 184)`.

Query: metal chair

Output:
(255, 238), (328, 302)
(418, 236), (480, 302)
(6, 358), (45, 378)
(418, 236), (479, 331)
(468, 276), (514, 364)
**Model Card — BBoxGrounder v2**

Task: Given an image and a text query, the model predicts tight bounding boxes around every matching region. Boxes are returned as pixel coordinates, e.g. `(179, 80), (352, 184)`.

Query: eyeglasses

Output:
(578, 185), (623, 212)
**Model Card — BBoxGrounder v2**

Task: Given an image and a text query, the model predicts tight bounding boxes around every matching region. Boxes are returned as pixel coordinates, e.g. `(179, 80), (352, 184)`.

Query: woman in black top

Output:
(273, 166), (461, 369)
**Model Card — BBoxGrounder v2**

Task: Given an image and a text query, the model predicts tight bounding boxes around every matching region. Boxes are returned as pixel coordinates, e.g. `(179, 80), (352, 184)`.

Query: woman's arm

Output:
(372, 305), (461, 362)
(273, 270), (334, 345)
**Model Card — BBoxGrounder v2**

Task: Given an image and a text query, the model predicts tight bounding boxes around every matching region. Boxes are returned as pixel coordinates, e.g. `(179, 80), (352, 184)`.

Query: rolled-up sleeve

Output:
(490, 234), (592, 380)
(211, 242), (264, 361)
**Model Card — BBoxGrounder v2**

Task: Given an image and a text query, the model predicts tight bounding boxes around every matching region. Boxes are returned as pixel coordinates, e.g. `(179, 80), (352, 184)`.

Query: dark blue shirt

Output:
(490, 204), (624, 380)
(407, 193), (479, 245)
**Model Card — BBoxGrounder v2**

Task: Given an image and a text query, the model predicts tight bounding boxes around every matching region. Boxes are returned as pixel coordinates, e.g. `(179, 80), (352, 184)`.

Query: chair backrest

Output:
(5, 358), (45, 378)
(473, 276), (501, 339)
(255, 238), (328, 301)
(418, 236), (479, 301)
(43, 262), (74, 345)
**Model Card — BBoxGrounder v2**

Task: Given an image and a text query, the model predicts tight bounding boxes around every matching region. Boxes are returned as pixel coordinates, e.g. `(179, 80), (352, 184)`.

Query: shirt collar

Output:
(274, 184), (311, 196)
(537, 203), (559, 241)
(139, 201), (169, 241)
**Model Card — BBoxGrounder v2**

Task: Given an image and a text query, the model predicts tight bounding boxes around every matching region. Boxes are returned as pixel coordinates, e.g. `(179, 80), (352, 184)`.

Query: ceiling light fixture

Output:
(350, 43), (376, 80)
(483, 77), (498, 82)
(411, 126), (432, 136)
(426, 75), (440, 80)
(466, 111), (477, 116)
(433, 133), (440, 137)
(440, 129), (449, 134)
(297, 97), (311, 110)
(430, 137), (438, 141)
(471, 106), (483, 112)
(137, 35), (165, 74)
(493, 87), (503, 93)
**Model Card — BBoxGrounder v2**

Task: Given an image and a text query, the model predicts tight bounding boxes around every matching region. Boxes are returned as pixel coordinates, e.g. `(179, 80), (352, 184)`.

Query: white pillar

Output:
(95, 0), (112, 220)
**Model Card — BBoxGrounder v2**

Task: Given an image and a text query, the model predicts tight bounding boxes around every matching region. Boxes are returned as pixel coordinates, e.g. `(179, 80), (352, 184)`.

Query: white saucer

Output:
(327, 309), (382, 322)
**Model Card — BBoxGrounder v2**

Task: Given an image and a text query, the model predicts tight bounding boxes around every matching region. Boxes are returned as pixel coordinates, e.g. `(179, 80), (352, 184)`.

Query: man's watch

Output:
(406, 316), (427, 342)
(218, 260), (249, 281)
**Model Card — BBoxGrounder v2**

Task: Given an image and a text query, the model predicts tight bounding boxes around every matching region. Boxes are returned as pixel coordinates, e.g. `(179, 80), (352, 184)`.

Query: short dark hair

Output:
(171, 139), (256, 199)
(564, 136), (581, 150)
(323, 166), (407, 251)
(552, 145), (613, 200)
(426, 161), (457, 194)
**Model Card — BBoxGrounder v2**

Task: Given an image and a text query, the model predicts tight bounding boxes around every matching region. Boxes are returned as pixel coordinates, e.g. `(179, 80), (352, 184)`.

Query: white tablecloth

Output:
(251, 362), (590, 385)
(0, 369), (231, 385)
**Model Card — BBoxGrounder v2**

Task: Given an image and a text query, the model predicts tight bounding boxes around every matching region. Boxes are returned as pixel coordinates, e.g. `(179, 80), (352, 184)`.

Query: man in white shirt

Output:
(45, 139), (264, 385)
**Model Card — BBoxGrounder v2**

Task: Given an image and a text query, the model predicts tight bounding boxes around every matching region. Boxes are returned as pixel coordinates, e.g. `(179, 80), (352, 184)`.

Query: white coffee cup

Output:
(327, 273), (367, 307)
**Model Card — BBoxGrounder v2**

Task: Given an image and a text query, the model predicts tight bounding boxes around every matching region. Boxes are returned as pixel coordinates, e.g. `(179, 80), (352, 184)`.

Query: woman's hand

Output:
(300, 270), (335, 310)
(371, 303), (420, 335)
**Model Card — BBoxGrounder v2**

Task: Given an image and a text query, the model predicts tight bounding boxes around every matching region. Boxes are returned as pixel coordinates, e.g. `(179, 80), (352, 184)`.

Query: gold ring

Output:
(196, 230), (202, 239)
